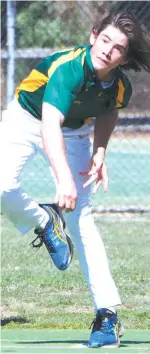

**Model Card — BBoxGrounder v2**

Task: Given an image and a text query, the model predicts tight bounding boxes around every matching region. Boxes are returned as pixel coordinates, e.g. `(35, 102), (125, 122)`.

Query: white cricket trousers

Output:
(0, 99), (121, 310)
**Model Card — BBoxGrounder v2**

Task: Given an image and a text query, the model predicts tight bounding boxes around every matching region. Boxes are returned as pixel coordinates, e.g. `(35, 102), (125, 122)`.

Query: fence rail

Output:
(1, 48), (60, 59)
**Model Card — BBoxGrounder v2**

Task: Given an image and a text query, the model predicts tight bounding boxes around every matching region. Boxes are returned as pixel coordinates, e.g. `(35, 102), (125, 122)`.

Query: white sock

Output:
(39, 209), (50, 229)
(108, 307), (116, 314)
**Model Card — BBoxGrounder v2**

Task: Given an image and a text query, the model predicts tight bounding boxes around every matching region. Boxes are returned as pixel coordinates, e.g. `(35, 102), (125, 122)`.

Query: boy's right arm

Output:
(41, 102), (77, 211)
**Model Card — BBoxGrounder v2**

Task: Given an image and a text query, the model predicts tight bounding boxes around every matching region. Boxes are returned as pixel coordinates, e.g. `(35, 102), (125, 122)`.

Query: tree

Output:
(16, 1), (91, 48)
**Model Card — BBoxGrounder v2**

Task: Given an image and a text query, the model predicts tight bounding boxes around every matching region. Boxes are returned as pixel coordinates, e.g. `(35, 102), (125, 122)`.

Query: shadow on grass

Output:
(1, 316), (28, 326)
(17, 339), (88, 344)
(120, 340), (150, 347)
(15, 339), (150, 346)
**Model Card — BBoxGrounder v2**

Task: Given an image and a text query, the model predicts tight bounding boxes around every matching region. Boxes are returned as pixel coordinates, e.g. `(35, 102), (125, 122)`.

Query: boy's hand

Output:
(80, 150), (108, 194)
(54, 178), (77, 211)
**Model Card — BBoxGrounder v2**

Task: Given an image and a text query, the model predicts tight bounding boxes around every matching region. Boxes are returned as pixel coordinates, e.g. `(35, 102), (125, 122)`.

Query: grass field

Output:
(1, 213), (150, 331)
(1, 329), (150, 353)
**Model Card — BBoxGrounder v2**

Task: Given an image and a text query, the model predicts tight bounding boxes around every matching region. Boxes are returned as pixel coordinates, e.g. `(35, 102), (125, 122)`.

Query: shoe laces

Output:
(90, 310), (117, 333)
(30, 226), (55, 253)
(30, 230), (44, 249)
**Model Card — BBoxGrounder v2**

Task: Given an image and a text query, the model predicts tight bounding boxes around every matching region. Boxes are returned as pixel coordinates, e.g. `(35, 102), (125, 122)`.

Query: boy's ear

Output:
(90, 30), (98, 45)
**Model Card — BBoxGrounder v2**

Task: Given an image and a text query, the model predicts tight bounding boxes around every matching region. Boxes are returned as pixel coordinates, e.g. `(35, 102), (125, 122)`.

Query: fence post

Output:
(7, 0), (16, 106)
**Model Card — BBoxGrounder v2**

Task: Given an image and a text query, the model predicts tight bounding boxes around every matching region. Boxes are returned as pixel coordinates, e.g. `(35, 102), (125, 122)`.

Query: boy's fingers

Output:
(103, 178), (108, 192)
(83, 174), (97, 188)
(80, 170), (94, 176)
(92, 180), (102, 194)
(79, 171), (89, 176)
(102, 166), (108, 192)
(80, 167), (98, 176)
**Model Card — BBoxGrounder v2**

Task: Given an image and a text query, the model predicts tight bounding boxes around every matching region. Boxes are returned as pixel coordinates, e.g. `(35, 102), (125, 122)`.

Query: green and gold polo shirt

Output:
(15, 45), (132, 129)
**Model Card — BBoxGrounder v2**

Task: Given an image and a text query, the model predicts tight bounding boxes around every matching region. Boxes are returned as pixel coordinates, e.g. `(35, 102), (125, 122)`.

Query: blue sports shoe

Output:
(88, 308), (120, 348)
(30, 203), (73, 271)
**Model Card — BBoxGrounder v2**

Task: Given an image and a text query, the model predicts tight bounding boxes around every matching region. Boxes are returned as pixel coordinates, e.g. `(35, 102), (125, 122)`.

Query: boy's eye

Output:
(102, 38), (108, 43)
(115, 46), (125, 54)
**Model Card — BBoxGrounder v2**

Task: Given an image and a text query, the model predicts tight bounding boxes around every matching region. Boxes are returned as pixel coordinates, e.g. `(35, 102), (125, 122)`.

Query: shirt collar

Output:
(85, 45), (94, 73)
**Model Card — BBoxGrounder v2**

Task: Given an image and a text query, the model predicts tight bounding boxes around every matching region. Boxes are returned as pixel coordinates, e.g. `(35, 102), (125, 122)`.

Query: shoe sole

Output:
(102, 339), (120, 348)
(89, 339), (120, 348)
(119, 328), (124, 337)
(118, 322), (124, 337)
(66, 235), (73, 268)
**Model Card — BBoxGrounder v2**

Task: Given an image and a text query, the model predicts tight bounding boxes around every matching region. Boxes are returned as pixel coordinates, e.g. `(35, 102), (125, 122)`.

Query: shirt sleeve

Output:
(43, 59), (84, 116)
(116, 75), (132, 110)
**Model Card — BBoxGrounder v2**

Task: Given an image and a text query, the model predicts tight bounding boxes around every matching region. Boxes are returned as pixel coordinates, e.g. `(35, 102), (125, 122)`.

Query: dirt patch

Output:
(135, 295), (150, 303)
(1, 309), (18, 318)
(64, 306), (93, 313)
(120, 305), (139, 310)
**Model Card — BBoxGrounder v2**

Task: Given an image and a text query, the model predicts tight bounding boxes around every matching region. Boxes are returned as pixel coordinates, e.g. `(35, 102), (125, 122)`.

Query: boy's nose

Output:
(103, 45), (112, 57)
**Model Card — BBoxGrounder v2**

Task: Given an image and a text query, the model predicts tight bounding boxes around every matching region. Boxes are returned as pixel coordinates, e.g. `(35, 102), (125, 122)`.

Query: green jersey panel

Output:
(43, 47), (86, 116)
(15, 46), (87, 120)
(15, 45), (132, 129)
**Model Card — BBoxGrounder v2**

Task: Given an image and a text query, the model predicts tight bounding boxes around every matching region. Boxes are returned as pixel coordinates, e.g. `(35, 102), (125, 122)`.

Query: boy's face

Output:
(90, 24), (129, 75)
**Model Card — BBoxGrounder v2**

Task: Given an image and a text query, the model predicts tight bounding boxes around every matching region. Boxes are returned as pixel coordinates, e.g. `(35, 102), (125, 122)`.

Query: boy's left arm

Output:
(93, 109), (118, 155)
(80, 109), (118, 193)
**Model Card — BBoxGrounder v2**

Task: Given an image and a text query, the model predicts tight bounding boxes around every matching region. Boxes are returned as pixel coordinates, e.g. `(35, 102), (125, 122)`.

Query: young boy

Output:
(1, 11), (150, 348)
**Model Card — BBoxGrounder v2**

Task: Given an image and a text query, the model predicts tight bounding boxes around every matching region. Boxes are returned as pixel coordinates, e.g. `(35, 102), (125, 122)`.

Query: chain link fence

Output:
(1, 1), (150, 211)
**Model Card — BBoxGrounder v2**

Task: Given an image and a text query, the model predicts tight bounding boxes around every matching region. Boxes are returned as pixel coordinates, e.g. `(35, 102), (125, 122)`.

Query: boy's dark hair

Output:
(92, 11), (150, 72)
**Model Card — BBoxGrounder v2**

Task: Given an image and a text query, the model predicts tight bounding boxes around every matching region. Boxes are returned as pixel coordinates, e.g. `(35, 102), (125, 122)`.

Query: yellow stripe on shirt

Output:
(116, 79), (125, 108)
(15, 69), (48, 99)
(84, 117), (92, 125)
(48, 48), (86, 79)
(81, 52), (86, 67)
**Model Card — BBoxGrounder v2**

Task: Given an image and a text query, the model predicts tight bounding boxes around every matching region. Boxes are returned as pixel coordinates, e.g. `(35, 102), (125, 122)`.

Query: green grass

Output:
(1, 329), (150, 354)
(1, 214), (150, 330)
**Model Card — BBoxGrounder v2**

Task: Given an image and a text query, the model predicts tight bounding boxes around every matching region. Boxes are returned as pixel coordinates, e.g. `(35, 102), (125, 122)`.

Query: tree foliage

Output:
(16, 1), (92, 48)
(2, 1), (150, 48)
